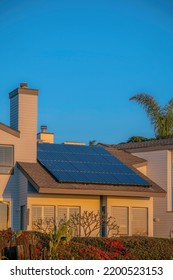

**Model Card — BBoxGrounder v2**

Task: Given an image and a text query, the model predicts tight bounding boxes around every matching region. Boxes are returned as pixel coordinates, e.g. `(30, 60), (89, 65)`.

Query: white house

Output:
(100, 139), (173, 238)
(0, 83), (165, 237)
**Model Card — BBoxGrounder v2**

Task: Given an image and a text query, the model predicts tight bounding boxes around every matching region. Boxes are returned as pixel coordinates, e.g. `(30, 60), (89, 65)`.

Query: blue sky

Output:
(0, 0), (173, 144)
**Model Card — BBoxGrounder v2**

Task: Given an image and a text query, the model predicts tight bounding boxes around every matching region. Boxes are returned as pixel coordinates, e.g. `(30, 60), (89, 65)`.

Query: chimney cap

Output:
(20, 82), (28, 88)
(41, 125), (47, 132)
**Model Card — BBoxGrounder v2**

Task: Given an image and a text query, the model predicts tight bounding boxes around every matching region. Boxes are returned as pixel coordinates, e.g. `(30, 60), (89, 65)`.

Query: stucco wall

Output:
(107, 196), (153, 237)
(27, 194), (100, 236)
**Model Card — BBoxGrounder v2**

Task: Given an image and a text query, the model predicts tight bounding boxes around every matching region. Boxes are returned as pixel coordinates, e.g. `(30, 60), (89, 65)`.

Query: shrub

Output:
(1, 230), (173, 260)
(114, 236), (173, 260)
(73, 236), (173, 260)
(72, 237), (130, 259)
(56, 241), (110, 260)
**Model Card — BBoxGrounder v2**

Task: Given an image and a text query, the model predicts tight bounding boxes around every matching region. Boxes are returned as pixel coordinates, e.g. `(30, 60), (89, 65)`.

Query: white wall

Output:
(134, 150), (173, 238)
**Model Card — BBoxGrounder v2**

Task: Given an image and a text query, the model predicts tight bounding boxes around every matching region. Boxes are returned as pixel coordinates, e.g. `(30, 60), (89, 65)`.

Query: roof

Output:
(17, 144), (165, 197)
(0, 122), (20, 138)
(104, 148), (147, 166)
(37, 143), (149, 186)
(99, 138), (173, 152)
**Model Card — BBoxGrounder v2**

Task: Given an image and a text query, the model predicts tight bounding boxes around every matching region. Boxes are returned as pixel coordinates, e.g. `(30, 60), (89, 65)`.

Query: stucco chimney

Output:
(9, 83), (39, 162)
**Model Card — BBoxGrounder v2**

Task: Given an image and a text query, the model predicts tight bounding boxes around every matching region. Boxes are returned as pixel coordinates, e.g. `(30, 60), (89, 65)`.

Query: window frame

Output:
(0, 144), (14, 175)
(31, 205), (80, 231)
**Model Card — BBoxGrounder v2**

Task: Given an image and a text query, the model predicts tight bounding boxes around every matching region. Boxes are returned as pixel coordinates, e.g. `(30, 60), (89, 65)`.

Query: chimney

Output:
(37, 125), (54, 143)
(9, 82), (39, 162)
(41, 125), (47, 133)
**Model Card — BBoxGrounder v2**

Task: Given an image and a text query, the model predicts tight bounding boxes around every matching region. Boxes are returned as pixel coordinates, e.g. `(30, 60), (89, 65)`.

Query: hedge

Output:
(73, 236), (173, 260)
(1, 230), (173, 260)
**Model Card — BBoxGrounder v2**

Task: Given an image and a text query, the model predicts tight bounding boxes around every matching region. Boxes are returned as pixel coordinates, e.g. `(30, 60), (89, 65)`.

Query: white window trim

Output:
(111, 205), (149, 237)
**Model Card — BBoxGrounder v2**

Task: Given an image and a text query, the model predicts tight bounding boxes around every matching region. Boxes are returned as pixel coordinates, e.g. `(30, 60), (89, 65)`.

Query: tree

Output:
(129, 94), (173, 139)
(127, 136), (148, 143)
(70, 210), (119, 237)
(89, 140), (97, 146)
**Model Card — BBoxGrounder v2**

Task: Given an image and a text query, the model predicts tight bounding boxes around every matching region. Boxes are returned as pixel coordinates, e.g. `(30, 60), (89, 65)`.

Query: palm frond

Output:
(129, 93), (161, 127)
(129, 94), (173, 138)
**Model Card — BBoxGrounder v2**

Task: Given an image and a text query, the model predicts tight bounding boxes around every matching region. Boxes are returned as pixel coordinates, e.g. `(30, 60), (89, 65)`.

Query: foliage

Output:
(89, 140), (97, 146)
(129, 93), (173, 138)
(115, 236), (173, 260)
(127, 136), (149, 143)
(0, 229), (48, 260)
(32, 218), (73, 259)
(70, 211), (119, 237)
(2, 230), (173, 260)
(73, 236), (173, 260)
(48, 220), (72, 260)
(55, 239), (129, 260)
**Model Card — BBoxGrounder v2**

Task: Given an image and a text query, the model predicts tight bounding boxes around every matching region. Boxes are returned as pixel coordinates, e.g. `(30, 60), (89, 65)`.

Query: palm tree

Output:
(129, 93), (173, 139)
(89, 140), (97, 146)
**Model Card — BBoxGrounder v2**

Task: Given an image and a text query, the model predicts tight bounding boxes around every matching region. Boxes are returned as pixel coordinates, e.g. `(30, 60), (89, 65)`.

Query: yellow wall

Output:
(27, 194), (153, 237)
(136, 164), (147, 175)
(107, 196), (153, 236)
(37, 132), (54, 143)
(27, 194), (100, 236)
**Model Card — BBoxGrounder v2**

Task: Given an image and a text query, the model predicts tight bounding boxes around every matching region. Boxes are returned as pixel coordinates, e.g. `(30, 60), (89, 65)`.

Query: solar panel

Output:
(37, 143), (150, 186)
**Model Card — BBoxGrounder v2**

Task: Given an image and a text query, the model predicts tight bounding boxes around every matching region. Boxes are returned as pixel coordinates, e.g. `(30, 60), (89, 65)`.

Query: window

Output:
(111, 206), (129, 235)
(57, 206), (80, 236)
(132, 207), (148, 236)
(0, 201), (9, 230)
(0, 145), (14, 174)
(32, 205), (55, 230)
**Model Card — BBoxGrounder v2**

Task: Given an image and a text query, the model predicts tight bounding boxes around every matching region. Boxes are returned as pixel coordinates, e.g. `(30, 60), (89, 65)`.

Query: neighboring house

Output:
(0, 83), (165, 237)
(100, 139), (173, 238)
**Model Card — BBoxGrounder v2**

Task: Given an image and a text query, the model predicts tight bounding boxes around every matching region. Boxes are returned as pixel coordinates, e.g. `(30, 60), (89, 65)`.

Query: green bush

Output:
(73, 236), (173, 260)
(1, 230), (173, 260)
(118, 236), (173, 260)
(55, 240), (129, 260)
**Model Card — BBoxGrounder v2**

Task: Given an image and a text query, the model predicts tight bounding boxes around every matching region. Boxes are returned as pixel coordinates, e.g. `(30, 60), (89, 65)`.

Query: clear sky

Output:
(0, 0), (173, 145)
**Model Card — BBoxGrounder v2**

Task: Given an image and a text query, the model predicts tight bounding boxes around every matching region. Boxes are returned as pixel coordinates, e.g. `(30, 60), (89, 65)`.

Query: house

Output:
(0, 83), (165, 237)
(99, 139), (173, 238)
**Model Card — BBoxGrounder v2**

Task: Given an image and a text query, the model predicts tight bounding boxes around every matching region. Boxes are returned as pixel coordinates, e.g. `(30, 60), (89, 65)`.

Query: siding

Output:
(0, 88), (38, 230)
(134, 150), (173, 238)
(10, 95), (18, 130)
(1, 166), (19, 230)
(18, 170), (28, 230)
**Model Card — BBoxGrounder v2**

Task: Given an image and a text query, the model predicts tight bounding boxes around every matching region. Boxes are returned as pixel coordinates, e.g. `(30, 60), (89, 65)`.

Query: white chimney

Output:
(9, 82), (39, 162)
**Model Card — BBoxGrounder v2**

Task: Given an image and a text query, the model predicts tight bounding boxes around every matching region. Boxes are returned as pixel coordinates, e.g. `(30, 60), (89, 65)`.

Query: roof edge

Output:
(0, 122), (20, 138)
(99, 138), (173, 152)
(38, 187), (166, 197)
(9, 87), (39, 99)
(17, 162), (39, 192)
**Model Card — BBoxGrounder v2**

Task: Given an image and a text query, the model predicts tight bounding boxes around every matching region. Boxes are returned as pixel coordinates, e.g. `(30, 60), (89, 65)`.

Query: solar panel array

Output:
(37, 143), (150, 186)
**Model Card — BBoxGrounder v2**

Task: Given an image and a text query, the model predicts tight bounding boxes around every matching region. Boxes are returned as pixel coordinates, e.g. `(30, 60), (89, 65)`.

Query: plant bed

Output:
(1, 230), (173, 260)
